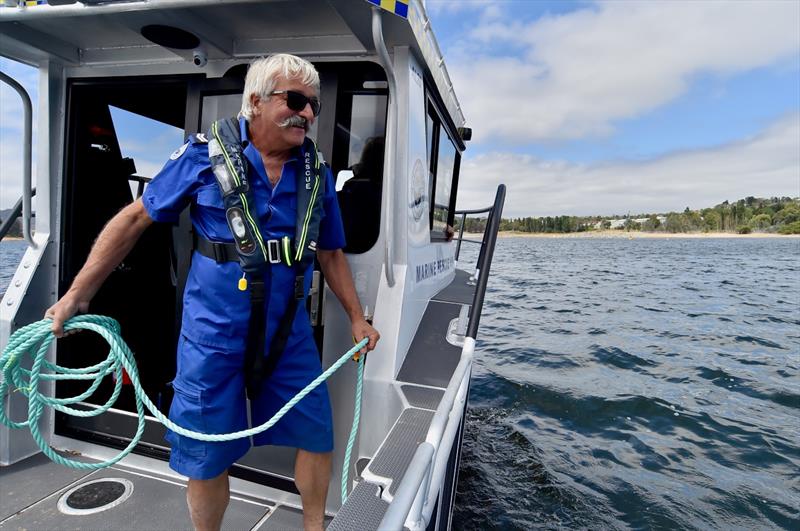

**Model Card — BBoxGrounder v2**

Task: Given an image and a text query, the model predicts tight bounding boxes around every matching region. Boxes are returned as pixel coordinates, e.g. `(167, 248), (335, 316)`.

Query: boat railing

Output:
(459, 185), (505, 339)
(379, 184), (506, 530)
(0, 70), (34, 248)
(0, 170), (149, 245)
(129, 175), (153, 199)
(372, 6), (398, 288)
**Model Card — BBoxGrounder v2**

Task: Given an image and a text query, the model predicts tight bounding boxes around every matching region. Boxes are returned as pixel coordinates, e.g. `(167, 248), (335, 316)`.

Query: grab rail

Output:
(372, 7), (397, 287)
(466, 185), (504, 339)
(128, 174), (152, 199)
(453, 205), (492, 261)
(378, 442), (434, 530)
(0, 71), (36, 249)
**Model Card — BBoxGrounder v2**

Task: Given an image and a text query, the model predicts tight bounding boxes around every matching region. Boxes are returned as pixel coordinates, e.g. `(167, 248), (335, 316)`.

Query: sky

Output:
(1, 0), (798, 218)
(426, 0), (800, 217)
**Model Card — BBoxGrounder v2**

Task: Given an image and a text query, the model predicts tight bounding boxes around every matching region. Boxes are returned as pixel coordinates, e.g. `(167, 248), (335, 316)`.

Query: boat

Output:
(0, 1), (505, 529)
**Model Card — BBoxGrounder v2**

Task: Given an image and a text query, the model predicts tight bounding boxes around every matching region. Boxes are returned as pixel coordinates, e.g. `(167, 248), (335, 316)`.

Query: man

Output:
(46, 54), (380, 531)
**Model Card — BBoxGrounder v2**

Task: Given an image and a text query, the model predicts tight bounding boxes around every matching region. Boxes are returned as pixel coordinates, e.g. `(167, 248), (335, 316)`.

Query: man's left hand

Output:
(352, 318), (380, 359)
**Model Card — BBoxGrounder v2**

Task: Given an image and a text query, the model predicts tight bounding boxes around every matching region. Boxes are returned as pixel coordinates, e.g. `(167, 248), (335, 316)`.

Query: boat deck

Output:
(0, 268), (479, 531)
(0, 452), (312, 530)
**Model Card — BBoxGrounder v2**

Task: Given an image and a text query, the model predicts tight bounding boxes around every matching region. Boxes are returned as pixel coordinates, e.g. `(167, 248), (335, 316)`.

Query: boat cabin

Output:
(0, 1), (504, 529)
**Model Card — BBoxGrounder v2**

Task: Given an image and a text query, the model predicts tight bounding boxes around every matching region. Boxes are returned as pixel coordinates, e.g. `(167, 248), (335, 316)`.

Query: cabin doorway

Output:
(55, 61), (387, 489)
(56, 75), (193, 457)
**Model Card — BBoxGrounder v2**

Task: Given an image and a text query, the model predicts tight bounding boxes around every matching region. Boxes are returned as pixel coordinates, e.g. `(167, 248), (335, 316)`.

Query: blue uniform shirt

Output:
(143, 118), (345, 352)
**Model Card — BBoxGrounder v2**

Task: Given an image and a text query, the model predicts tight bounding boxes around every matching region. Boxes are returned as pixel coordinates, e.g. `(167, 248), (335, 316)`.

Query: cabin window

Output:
(109, 106), (185, 199)
(199, 94), (242, 132)
(426, 111), (435, 171)
(433, 128), (457, 234)
(346, 94), (388, 167)
(329, 63), (388, 254)
(425, 100), (461, 239)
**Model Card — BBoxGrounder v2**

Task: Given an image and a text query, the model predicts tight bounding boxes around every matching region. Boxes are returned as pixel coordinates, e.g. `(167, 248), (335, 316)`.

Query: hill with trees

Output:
(0, 208), (23, 238)
(456, 196), (800, 235)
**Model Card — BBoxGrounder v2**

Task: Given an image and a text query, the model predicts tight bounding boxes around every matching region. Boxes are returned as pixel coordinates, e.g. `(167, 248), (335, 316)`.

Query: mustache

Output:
(277, 115), (309, 131)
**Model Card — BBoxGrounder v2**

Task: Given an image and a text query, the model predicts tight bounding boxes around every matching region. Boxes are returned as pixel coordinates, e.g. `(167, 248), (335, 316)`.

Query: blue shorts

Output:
(165, 333), (334, 480)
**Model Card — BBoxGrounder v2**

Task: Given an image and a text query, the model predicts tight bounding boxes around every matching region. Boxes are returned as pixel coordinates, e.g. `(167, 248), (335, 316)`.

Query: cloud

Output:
(426, 0), (492, 17)
(456, 112), (800, 218)
(446, 1), (800, 142)
(1, 59), (38, 137)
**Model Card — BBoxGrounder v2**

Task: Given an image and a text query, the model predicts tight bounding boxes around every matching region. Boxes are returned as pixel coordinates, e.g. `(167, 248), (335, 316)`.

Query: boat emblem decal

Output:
(170, 141), (189, 160)
(410, 159), (427, 222)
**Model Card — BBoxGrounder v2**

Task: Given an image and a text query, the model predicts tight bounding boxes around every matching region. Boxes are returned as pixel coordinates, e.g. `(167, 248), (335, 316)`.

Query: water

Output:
(0, 240), (26, 298)
(2, 238), (798, 529)
(452, 237), (800, 530)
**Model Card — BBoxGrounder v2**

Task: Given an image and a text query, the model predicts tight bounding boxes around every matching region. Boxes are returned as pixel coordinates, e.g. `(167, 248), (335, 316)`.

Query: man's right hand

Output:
(45, 291), (90, 338)
(42, 199), (154, 338)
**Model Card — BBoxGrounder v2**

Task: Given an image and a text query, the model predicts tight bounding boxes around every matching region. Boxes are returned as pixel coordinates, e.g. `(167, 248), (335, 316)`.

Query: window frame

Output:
(425, 95), (462, 240)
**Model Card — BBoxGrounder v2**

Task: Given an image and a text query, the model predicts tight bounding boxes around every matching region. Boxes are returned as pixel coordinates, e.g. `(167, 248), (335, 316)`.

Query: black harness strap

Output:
(243, 277), (268, 399)
(259, 276), (305, 392)
(194, 234), (238, 263)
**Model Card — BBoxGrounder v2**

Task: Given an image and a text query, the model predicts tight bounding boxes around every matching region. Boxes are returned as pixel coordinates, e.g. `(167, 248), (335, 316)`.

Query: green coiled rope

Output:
(0, 314), (367, 502)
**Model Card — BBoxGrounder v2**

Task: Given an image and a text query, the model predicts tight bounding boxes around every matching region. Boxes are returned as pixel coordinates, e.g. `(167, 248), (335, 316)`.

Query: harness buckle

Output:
(267, 239), (281, 264)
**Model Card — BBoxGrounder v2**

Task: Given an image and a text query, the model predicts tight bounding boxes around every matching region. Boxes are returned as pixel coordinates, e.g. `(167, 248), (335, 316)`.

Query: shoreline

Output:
(466, 230), (800, 239)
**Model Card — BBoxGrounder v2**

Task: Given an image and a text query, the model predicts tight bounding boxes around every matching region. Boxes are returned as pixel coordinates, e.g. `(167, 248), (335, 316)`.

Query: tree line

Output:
(455, 196), (800, 235)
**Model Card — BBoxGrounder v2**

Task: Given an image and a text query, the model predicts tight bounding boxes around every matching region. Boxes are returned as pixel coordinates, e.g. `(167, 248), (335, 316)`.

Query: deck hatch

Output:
(57, 478), (134, 515)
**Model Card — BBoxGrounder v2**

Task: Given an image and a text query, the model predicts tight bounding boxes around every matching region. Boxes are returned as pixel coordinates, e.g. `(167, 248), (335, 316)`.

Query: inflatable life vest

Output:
(197, 117), (327, 399)
(206, 116), (325, 275)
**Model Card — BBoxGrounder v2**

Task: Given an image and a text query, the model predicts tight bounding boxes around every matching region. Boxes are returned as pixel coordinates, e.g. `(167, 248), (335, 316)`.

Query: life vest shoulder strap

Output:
(205, 117), (325, 273)
(292, 137), (326, 269)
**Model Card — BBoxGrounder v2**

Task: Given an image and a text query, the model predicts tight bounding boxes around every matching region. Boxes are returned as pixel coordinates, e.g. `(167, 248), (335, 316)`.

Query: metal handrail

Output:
(0, 189), (36, 242)
(378, 337), (475, 531)
(378, 442), (434, 530)
(453, 205), (493, 260)
(0, 70), (36, 249)
(372, 7), (397, 287)
(466, 185), (504, 339)
(453, 185), (506, 337)
(127, 174), (152, 199)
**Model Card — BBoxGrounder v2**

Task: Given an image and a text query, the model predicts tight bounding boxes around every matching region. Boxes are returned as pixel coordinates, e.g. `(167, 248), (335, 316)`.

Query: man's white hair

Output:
(239, 54), (320, 120)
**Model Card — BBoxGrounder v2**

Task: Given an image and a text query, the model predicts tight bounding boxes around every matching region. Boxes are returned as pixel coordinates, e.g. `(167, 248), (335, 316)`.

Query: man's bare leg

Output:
(295, 449), (332, 531)
(187, 470), (230, 531)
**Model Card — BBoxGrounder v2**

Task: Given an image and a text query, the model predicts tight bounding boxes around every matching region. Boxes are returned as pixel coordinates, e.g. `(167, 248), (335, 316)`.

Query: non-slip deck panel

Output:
(0, 466), (268, 530)
(431, 268), (475, 305)
(327, 482), (388, 531)
(397, 301), (463, 388)
(401, 385), (444, 411)
(259, 505), (331, 531)
(367, 408), (435, 496)
(0, 452), (93, 522)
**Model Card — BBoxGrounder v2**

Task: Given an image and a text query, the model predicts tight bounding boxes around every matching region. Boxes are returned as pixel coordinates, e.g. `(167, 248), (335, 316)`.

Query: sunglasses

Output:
(269, 90), (321, 116)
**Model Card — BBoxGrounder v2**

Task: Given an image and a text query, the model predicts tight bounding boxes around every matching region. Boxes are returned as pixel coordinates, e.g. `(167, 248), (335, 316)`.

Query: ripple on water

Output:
(734, 335), (785, 349)
(454, 237), (800, 530)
